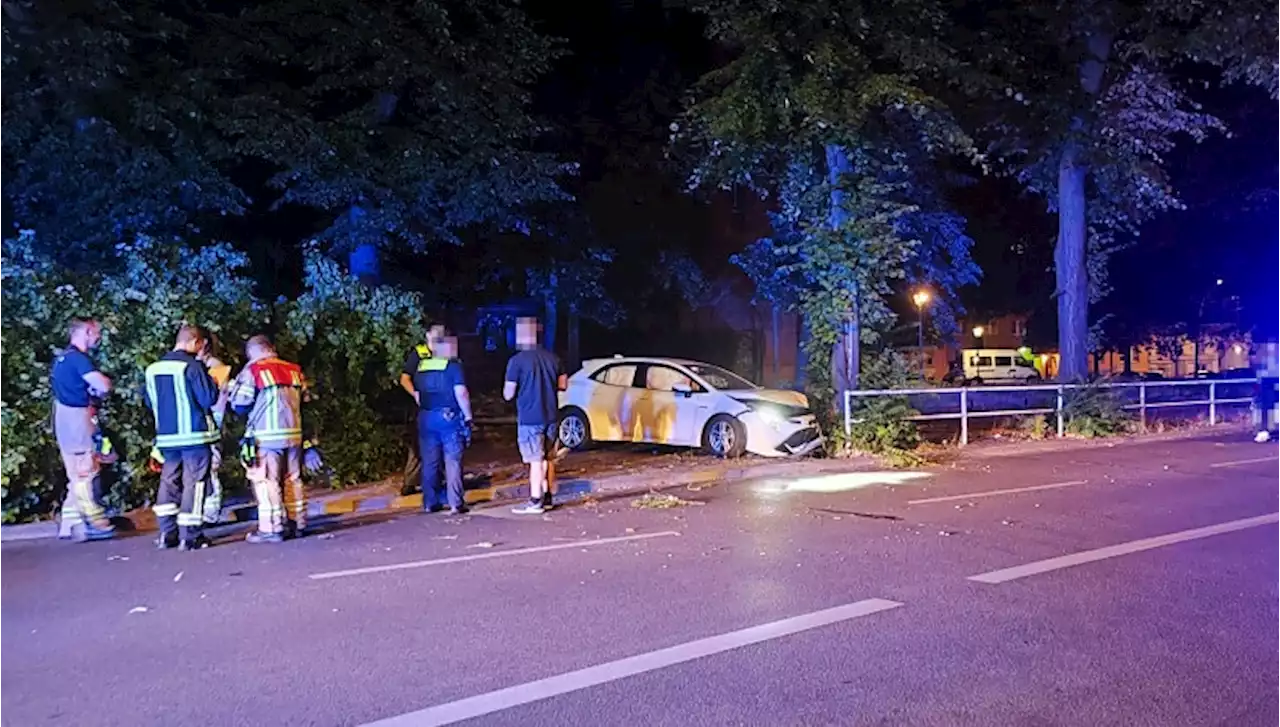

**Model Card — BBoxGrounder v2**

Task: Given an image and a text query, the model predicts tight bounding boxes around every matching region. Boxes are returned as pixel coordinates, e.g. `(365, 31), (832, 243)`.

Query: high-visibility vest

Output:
(145, 357), (220, 449)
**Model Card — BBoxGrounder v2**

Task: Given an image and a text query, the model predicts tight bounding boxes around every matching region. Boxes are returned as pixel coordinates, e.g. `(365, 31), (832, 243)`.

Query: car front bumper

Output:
(741, 413), (825, 457)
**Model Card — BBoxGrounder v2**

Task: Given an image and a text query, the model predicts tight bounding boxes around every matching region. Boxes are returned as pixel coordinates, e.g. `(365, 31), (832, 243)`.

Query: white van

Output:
(963, 348), (1041, 384)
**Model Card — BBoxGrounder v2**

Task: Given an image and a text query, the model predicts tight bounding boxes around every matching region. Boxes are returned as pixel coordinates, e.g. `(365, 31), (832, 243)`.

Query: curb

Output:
(0, 457), (872, 542)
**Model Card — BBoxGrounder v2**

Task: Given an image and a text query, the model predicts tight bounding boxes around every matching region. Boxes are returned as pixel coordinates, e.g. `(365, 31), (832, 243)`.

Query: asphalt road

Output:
(3, 431), (1277, 727)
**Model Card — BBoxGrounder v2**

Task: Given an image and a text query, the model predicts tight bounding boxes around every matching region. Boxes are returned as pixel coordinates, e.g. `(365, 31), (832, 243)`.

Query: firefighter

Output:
(145, 325), (221, 550)
(228, 335), (310, 543)
(197, 332), (233, 524)
(52, 318), (116, 542)
(399, 324), (446, 496)
(412, 332), (473, 515)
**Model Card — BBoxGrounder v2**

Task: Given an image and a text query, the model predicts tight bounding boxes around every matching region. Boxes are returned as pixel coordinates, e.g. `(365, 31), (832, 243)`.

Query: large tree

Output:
(675, 0), (979, 403)
(2, 0), (569, 272)
(963, 0), (1277, 379)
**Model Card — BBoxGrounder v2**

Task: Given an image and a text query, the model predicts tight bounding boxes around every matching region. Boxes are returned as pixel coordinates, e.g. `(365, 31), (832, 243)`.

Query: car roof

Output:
(585, 356), (711, 368)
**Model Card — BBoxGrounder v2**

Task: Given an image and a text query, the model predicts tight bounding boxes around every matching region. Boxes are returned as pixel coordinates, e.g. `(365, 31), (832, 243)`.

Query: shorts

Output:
(517, 423), (558, 464)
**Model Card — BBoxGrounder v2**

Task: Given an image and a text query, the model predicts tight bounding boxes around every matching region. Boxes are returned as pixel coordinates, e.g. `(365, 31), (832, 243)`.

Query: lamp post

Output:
(912, 289), (931, 379)
(1194, 278), (1224, 377)
(972, 325), (985, 346)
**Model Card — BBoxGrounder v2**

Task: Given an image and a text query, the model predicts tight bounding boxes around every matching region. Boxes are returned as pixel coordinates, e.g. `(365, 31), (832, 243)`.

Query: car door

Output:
(639, 364), (702, 445)
(993, 355), (1017, 381)
(585, 364), (640, 441)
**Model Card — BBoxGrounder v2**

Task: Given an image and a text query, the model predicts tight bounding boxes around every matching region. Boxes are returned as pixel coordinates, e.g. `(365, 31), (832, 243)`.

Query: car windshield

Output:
(685, 364), (759, 391)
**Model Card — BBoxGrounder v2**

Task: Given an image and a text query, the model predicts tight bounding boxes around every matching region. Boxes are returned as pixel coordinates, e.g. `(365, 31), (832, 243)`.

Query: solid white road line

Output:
(908, 480), (1088, 505)
(358, 598), (904, 727)
(308, 531), (680, 581)
(968, 512), (1280, 585)
(1208, 456), (1279, 469)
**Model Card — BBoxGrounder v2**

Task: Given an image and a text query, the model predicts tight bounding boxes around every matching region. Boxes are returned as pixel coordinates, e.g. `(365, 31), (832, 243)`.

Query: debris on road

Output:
(467, 541), (497, 549)
(318, 533), (336, 540)
(432, 535), (459, 540)
(632, 493), (703, 509)
(107, 555), (129, 562)
(128, 606), (149, 614)
(173, 571), (184, 583)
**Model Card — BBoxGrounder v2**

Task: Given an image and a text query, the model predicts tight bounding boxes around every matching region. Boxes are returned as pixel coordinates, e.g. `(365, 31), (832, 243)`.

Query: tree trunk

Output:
(567, 308), (581, 371)
(825, 144), (859, 399)
(1123, 346), (1133, 374)
(796, 314), (809, 389)
(1055, 31), (1112, 382)
(770, 303), (781, 380)
(544, 270), (558, 354)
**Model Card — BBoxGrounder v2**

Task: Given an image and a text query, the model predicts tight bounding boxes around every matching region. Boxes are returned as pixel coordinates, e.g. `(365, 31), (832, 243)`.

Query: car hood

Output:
(728, 389), (810, 408)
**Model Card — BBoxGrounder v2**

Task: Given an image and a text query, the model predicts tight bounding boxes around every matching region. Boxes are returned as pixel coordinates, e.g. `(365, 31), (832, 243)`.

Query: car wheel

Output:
(558, 408), (592, 451)
(702, 414), (746, 458)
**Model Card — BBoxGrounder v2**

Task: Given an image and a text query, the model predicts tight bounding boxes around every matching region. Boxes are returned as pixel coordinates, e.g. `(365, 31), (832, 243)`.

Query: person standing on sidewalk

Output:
(228, 335), (310, 543)
(412, 332), (473, 515)
(52, 318), (116, 542)
(399, 324), (447, 496)
(503, 317), (566, 515)
(145, 325), (221, 550)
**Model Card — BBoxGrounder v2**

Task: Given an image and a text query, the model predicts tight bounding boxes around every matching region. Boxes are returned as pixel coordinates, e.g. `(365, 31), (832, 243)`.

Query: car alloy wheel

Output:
(708, 419), (735, 455)
(559, 413), (586, 449)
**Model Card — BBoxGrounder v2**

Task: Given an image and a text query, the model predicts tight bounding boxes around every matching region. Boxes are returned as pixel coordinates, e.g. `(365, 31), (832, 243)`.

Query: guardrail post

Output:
(1056, 385), (1065, 438)
(843, 390), (852, 437)
(1139, 383), (1147, 433)
(1209, 381), (1217, 426)
(959, 388), (969, 447)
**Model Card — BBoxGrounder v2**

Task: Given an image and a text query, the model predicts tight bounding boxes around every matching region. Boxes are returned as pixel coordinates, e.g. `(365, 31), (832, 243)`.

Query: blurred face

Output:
(515, 318), (539, 349)
(437, 336), (459, 359)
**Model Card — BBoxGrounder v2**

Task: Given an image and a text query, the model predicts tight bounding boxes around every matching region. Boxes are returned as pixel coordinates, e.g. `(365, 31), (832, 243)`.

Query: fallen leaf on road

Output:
(632, 493), (703, 509)
(467, 541), (497, 549)
(318, 533), (336, 540)
(173, 571), (184, 583)
(624, 527), (636, 534)
(107, 555), (129, 562)
(129, 606), (149, 614)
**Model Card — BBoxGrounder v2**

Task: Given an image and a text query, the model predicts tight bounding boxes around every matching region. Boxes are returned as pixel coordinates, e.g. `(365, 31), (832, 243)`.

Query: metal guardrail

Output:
(843, 378), (1258, 446)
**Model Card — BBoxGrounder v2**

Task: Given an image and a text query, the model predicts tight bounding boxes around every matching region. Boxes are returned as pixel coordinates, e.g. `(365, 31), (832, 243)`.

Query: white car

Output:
(556, 356), (824, 458)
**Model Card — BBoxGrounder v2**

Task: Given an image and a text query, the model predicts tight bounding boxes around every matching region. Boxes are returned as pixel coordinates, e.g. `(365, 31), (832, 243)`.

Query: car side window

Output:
(592, 364), (638, 387)
(994, 356), (1013, 367)
(977, 356), (993, 366)
(645, 365), (697, 392)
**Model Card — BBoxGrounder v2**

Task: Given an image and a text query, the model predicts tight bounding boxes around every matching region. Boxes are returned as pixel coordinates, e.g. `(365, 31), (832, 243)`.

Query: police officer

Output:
(411, 331), (472, 515)
(52, 318), (116, 542)
(399, 324), (445, 495)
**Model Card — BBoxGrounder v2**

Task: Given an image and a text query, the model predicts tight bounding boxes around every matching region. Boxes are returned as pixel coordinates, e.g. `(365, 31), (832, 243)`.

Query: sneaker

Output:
(448, 506), (470, 516)
(511, 502), (545, 515)
(540, 493), (555, 510)
(245, 531), (284, 544)
(423, 504), (446, 514)
(70, 523), (115, 543)
(1255, 430), (1272, 443)
(179, 536), (212, 551)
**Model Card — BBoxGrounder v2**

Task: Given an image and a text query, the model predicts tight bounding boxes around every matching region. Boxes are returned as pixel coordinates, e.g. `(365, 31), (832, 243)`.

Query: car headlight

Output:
(746, 402), (785, 426)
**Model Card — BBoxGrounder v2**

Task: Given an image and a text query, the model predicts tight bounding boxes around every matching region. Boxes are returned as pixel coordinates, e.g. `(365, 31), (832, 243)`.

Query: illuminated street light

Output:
(1216, 278), (1224, 286)
(912, 289), (931, 380)
(912, 290), (931, 309)
(972, 325), (985, 339)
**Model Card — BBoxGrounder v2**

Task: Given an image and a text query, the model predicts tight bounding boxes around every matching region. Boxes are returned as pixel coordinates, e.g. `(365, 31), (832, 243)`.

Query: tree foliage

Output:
(675, 0), (979, 405)
(2, 0), (570, 265)
(960, 0), (1277, 379)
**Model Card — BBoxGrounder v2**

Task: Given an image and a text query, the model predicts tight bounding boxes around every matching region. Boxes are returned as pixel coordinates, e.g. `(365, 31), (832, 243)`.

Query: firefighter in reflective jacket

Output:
(144, 325), (220, 550)
(412, 332), (473, 515)
(228, 335), (310, 543)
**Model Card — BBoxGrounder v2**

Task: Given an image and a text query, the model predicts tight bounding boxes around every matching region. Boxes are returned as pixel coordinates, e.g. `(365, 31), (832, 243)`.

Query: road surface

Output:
(3, 431), (1277, 726)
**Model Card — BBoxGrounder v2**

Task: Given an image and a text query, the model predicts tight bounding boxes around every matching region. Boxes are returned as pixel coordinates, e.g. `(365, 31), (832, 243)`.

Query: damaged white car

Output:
(557, 356), (824, 458)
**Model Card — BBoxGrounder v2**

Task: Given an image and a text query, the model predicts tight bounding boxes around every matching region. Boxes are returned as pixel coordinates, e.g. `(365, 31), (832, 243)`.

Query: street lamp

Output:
(972, 325), (985, 342)
(912, 290), (931, 379)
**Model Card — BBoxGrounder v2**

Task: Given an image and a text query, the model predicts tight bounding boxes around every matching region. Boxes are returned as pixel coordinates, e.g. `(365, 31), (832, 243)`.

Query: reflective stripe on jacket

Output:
(145, 352), (220, 449)
(229, 357), (307, 447)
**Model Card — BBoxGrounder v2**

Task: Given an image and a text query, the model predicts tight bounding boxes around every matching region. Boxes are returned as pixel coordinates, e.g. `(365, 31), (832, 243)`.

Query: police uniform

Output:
(144, 351), (221, 548)
(412, 350), (468, 512)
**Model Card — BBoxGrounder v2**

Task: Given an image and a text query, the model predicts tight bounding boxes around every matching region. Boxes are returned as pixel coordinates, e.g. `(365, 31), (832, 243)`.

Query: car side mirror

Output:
(672, 383), (693, 397)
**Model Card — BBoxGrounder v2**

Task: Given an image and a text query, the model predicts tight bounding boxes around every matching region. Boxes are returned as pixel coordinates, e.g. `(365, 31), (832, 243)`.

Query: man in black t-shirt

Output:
(51, 318), (115, 542)
(503, 317), (566, 514)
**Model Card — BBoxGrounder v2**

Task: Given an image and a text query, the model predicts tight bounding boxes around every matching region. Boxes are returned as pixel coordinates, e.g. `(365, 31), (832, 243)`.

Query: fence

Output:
(843, 378), (1258, 445)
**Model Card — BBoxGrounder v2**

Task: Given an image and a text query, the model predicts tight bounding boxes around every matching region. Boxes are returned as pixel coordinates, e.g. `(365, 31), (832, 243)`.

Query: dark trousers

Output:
(418, 410), (464, 510)
(155, 446), (212, 541)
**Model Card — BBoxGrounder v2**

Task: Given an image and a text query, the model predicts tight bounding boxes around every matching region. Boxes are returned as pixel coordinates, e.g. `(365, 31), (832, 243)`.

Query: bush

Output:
(832, 350), (921, 461)
(1, 234), (425, 522)
(1063, 382), (1133, 438)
